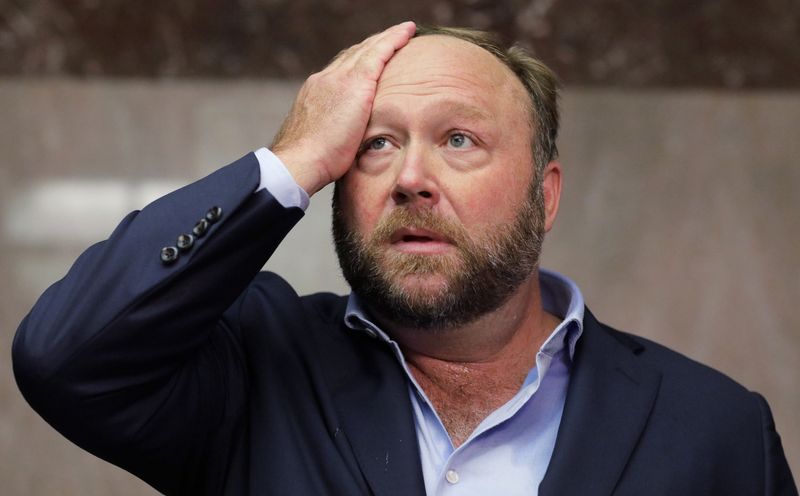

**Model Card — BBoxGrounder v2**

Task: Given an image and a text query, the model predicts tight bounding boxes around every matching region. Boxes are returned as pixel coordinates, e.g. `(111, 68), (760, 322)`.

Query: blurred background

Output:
(1, 0), (798, 493)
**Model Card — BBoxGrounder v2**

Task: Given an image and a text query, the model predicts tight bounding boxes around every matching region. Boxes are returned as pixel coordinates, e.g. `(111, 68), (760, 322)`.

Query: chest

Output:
(410, 369), (524, 447)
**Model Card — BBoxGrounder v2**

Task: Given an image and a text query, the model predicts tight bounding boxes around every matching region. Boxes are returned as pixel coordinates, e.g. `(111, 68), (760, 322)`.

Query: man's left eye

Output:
(368, 137), (388, 150)
(448, 133), (474, 148)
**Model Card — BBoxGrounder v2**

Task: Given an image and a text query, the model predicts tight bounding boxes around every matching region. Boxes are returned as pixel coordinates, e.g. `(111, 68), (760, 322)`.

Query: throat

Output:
(408, 361), (530, 448)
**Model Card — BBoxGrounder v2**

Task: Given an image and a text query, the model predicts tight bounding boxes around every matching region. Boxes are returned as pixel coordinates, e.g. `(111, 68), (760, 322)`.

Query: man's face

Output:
(333, 35), (547, 330)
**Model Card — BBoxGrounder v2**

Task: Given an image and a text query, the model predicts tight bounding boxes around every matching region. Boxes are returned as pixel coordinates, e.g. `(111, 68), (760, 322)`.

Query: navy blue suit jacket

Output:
(13, 153), (797, 495)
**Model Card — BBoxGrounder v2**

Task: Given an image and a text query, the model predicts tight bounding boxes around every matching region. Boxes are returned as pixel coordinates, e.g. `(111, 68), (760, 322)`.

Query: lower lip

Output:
(391, 240), (454, 254)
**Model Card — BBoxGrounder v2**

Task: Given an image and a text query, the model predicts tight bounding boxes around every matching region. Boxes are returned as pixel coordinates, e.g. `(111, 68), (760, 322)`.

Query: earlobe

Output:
(542, 161), (562, 233)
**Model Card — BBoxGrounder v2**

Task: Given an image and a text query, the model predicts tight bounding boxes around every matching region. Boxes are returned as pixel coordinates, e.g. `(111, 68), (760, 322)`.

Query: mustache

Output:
(369, 208), (470, 247)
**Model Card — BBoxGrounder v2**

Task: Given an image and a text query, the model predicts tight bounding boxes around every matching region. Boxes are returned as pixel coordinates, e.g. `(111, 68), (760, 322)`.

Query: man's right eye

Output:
(366, 137), (388, 151)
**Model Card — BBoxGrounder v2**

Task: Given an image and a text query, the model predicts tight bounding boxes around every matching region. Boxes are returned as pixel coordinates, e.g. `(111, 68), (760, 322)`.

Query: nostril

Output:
(419, 191), (432, 199)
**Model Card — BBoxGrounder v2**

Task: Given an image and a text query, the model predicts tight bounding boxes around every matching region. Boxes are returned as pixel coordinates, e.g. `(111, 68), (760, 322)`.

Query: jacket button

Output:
(160, 246), (179, 264)
(192, 219), (209, 238)
(205, 206), (223, 224)
(176, 233), (194, 251)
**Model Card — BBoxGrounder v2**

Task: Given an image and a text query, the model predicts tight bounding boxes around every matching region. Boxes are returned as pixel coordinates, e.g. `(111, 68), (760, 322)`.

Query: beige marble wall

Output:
(1, 80), (797, 494)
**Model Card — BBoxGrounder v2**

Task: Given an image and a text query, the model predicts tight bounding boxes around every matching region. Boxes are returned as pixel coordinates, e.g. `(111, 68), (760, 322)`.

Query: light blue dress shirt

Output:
(255, 148), (586, 495)
(343, 270), (584, 495)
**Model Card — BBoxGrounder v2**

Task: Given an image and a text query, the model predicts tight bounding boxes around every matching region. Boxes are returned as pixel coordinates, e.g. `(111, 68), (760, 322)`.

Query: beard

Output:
(332, 178), (545, 331)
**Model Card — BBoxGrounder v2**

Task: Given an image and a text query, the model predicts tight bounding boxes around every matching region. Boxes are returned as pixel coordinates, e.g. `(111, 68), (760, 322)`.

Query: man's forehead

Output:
(377, 35), (521, 92)
(368, 99), (493, 126)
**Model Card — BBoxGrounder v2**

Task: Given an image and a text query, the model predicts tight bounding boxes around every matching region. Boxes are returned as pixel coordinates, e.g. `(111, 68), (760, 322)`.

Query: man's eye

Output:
(367, 137), (388, 151)
(448, 133), (473, 148)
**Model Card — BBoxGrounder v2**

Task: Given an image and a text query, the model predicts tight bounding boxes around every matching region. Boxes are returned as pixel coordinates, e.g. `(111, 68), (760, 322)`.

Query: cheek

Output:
(452, 169), (531, 227)
(338, 174), (391, 232)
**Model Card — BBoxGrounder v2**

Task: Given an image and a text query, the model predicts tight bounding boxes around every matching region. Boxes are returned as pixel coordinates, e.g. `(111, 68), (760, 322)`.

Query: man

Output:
(12, 22), (796, 495)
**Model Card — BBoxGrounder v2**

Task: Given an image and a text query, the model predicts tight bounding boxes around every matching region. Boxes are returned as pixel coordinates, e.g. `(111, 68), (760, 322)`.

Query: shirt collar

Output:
(344, 268), (585, 361)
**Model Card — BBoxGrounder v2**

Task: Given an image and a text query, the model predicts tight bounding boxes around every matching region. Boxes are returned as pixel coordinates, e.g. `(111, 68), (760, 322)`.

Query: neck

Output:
(376, 269), (561, 447)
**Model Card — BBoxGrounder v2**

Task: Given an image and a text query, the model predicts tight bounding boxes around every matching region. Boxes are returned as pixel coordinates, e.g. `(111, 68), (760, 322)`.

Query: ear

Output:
(542, 160), (562, 233)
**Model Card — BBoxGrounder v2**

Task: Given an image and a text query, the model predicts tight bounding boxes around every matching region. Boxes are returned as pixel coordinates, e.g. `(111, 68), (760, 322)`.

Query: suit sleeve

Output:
(11, 152), (305, 494)
(753, 393), (798, 495)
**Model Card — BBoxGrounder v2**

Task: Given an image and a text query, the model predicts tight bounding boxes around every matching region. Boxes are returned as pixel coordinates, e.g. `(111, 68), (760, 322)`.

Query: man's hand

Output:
(271, 21), (416, 196)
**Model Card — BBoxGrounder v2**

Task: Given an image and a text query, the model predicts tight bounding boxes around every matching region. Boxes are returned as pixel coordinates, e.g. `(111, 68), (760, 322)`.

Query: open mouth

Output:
(402, 234), (437, 243)
(389, 228), (454, 253)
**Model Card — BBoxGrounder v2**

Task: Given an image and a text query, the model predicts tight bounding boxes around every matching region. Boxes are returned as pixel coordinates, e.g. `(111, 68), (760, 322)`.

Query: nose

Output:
(391, 146), (440, 206)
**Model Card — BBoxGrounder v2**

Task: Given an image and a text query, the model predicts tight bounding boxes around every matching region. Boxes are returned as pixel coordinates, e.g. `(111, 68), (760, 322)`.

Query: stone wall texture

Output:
(1, 0), (799, 87)
(1, 79), (798, 494)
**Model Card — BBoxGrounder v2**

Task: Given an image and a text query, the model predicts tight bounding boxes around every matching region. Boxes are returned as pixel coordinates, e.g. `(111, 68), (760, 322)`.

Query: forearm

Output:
(12, 152), (304, 492)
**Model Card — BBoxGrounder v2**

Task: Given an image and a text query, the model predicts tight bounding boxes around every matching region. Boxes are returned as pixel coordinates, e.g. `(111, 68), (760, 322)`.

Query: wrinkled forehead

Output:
(376, 35), (528, 102)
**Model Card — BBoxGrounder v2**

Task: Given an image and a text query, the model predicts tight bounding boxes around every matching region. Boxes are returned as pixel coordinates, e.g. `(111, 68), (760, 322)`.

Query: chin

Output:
(394, 273), (451, 297)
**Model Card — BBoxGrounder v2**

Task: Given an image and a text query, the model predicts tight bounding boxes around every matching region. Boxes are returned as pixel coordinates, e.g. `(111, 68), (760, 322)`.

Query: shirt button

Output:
(445, 469), (459, 484)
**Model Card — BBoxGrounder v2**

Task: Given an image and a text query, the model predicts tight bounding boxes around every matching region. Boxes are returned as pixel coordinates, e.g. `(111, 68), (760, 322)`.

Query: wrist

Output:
(272, 147), (329, 197)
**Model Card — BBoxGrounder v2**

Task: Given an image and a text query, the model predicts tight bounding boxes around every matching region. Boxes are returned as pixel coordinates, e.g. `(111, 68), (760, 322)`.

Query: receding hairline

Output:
(395, 34), (536, 122)
(404, 34), (531, 87)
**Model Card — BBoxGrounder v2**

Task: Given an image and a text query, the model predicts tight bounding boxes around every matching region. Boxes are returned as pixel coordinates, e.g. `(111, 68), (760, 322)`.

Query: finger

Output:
(332, 25), (415, 81)
(347, 21), (416, 65)
(325, 21), (415, 73)
(358, 21), (417, 53)
(350, 31), (416, 79)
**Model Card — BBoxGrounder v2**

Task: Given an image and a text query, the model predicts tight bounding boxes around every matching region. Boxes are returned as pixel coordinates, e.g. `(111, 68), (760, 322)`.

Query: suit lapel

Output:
(325, 323), (426, 496)
(539, 309), (662, 496)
